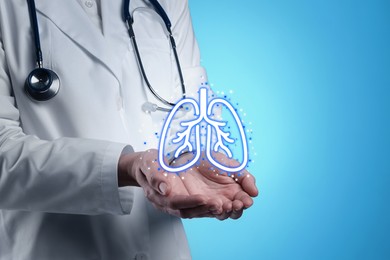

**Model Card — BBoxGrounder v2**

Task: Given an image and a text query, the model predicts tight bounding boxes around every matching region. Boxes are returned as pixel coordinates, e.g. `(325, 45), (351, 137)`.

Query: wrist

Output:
(118, 151), (142, 187)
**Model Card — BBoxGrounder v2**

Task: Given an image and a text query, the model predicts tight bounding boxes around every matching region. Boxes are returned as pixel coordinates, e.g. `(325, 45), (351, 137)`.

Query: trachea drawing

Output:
(158, 87), (248, 173)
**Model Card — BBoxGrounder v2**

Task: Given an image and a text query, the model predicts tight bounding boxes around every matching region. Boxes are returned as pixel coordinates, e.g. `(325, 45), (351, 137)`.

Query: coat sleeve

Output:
(0, 28), (134, 215)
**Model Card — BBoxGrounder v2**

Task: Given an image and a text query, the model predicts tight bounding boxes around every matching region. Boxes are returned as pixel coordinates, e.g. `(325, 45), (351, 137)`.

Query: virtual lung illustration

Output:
(158, 87), (248, 173)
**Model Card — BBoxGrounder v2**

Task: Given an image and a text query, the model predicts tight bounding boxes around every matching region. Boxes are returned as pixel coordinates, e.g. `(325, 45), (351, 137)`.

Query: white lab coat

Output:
(0, 0), (208, 259)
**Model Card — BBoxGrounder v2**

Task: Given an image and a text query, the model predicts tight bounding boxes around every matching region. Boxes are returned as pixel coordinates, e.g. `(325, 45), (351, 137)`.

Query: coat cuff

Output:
(100, 142), (134, 215)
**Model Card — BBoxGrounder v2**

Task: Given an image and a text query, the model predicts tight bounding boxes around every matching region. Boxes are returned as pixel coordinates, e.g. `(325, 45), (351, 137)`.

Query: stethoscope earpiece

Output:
(142, 102), (171, 113)
(25, 68), (60, 101)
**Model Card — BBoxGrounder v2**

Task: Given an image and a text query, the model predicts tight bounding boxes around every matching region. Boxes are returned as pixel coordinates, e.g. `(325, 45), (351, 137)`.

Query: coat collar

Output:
(35, 0), (129, 83)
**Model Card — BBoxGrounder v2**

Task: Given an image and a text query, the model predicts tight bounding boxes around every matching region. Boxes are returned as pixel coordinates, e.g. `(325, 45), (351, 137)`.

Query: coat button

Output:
(84, 0), (94, 8)
(134, 253), (148, 260)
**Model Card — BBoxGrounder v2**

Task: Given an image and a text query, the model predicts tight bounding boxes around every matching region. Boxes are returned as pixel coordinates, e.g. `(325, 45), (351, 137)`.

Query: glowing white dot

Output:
(181, 176), (185, 180)
(164, 173), (168, 177)
(235, 178), (238, 182)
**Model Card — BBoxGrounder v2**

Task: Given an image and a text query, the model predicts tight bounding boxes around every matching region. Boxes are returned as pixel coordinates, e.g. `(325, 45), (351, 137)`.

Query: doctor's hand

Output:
(118, 149), (217, 218)
(118, 149), (258, 219)
(170, 151), (259, 220)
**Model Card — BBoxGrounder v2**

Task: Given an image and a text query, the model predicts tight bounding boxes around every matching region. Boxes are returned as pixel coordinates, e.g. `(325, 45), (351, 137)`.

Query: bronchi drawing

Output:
(158, 87), (248, 173)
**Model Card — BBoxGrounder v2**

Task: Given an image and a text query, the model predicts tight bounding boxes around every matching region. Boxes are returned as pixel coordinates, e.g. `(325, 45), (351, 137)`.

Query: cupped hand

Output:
(170, 151), (258, 220)
(118, 149), (258, 220)
(119, 149), (211, 218)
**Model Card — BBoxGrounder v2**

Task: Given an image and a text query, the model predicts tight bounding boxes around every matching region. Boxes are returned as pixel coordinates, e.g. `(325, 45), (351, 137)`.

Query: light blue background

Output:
(184, 0), (390, 259)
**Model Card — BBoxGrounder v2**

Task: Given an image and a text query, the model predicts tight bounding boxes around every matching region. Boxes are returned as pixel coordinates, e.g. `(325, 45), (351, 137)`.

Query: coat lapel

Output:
(35, 0), (127, 83)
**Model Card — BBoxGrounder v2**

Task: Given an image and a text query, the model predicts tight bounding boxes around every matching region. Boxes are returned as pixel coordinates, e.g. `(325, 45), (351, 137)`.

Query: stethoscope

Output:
(25, 0), (186, 112)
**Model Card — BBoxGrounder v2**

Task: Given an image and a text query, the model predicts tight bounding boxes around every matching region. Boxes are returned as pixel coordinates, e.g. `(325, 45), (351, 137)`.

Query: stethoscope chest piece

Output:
(25, 68), (60, 101)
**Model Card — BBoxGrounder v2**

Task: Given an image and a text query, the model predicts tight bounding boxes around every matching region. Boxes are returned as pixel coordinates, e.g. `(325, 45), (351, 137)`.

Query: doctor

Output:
(0, 0), (258, 259)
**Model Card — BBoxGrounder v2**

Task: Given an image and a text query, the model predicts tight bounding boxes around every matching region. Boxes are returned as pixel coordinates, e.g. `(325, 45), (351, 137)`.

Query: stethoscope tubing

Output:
(26, 0), (43, 68)
(124, 0), (187, 110)
(25, 0), (187, 111)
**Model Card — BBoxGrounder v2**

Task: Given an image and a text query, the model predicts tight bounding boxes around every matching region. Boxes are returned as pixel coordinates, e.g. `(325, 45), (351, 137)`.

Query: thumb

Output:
(139, 149), (171, 196)
(237, 171), (259, 197)
(158, 182), (168, 196)
(147, 172), (171, 196)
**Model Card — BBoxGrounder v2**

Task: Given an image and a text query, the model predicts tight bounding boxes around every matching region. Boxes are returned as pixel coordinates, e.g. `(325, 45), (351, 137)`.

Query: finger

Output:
(191, 213), (215, 218)
(179, 204), (214, 219)
(243, 196), (254, 209)
(206, 198), (224, 215)
(234, 190), (254, 209)
(152, 205), (182, 218)
(138, 165), (206, 213)
(138, 150), (172, 196)
(143, 188), (166, 208)
(140, 168), (171, 196)
(150, 202), (164, 212)
(215, 202), (233, 221)
(144, 188), (208, 213)
(211, 153), (259, 198)
(151, 201), (181, 218)
(149, 172), (171, 196)
(136, 167), (171, 195)
(137, 171), (169, 208)
(196, 153), (257, 195)
(232, 200), (244, 212)
(230, 209), (244, 220)
(169, 194), (207, 210)
(240, 172), (259, 197)
(232, 170), (258, 197)
(215, 213), (231, 221)
(230, 200), (244, 220)
(222, 200), (233, 214)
